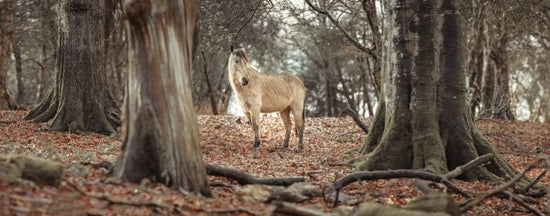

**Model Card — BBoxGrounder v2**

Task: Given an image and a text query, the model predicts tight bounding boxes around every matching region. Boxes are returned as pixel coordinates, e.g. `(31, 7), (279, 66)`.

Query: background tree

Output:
(24, 0), (120, 134)
(0, 0), (14, 109)
(115, 0), (210, 195)
(354, 0), (525, 183)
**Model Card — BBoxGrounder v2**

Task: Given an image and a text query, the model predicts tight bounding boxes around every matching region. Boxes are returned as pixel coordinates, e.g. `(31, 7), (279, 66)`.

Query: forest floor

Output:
(1, 110), (549, 215)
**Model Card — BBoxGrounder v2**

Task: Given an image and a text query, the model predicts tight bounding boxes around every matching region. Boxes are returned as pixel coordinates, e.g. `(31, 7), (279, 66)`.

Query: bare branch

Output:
(304, 0), (376, 57)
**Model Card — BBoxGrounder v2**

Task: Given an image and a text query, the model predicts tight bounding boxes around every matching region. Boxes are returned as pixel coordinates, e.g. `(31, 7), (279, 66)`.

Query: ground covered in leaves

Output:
(1, 110), (549, 215)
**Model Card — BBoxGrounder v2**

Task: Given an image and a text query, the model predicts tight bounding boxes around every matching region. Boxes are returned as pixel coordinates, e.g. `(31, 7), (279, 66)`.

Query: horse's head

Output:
(228, 46), (251, 87)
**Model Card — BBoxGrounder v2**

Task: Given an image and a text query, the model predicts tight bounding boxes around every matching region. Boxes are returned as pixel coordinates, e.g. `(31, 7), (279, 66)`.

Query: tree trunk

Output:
(481, 57), (495, 118)
(354, 0), (523, 183)
(490, 37), (515, 121)
(24, 0), (120, 134)
(0, 0), (14, 110)
(115, 0), (210, 196)
(201, 51), (218, 115)
(14, 41), (23, 105)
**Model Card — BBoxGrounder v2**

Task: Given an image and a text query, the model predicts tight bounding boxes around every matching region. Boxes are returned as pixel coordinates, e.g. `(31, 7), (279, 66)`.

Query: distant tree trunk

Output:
(362, 0), (382, 97)
(13, 42), (23, 105)
(201, 51), (218, 115)
(0, 0), (14, 110)
(490, 37), (515, 121)
(481, 58), (495, 118)
(468, 14), (484, 117)
(115, 0), (210, 195)
(25, 0), (120, 134)
(355, 0), (523, 183)
(335, 60), (357, 112)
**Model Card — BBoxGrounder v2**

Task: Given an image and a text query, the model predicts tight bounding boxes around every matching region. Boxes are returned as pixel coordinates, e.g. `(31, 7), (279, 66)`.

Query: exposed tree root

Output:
(206, 164), (304, 186)
(337, 154), (495, 198)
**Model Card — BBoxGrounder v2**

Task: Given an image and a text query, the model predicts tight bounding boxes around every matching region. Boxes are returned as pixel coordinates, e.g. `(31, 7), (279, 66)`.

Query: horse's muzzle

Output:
(241, 77), (249, 86)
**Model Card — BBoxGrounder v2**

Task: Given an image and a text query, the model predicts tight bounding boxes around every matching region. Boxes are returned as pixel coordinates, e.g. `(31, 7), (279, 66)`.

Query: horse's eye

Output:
(235, 60), (240, 64)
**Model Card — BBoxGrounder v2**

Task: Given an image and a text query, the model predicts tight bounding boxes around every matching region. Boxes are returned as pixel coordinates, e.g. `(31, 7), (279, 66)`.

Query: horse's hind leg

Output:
(291, 108), (304, 152)
(279, 108), (291, 148)
(250, 109), (261, 147)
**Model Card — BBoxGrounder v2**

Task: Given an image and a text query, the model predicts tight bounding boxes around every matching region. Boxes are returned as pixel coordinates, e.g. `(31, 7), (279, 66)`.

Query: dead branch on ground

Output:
(272, 201), (329, 216)
(460, 157), (545, 214)
(206, 164), (304, 186)
(333, 154), (494, 199)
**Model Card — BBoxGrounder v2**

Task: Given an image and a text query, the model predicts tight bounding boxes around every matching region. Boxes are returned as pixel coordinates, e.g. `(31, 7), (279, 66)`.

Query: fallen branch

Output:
(499, 191), (545, 216)
(518, 170), (546, 194)
(460, 157), (543, 212)
(443, 154), (493, 180)
(340, 107), (369, 134)
(333, 169), (471, 198)
(334, 154), (495, 198)
(206, 207), (261, 216)
(272, 201), (328, 216)
(206, 164), (304, 186)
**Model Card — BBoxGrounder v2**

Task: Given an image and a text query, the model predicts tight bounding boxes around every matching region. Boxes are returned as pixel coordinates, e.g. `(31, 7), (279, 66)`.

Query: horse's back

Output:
(258, 72), (305, 113)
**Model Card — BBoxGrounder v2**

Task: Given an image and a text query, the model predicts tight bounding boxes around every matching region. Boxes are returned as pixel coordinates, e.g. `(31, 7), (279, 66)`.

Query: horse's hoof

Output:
(253, 140), (260, 148)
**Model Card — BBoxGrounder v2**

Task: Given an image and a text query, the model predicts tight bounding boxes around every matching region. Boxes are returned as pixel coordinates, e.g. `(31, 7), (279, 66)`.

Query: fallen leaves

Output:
(0, 111), (549, 215)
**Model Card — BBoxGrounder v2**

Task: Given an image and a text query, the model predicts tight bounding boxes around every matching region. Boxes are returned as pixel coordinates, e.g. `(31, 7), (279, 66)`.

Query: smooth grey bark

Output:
(115, 0), (210, 196)
(24, 0), (120, 134)
(354, 0), (523, 183)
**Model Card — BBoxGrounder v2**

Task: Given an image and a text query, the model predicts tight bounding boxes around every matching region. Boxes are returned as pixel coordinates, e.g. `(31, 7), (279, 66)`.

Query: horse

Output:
(227, 46), (306, 151)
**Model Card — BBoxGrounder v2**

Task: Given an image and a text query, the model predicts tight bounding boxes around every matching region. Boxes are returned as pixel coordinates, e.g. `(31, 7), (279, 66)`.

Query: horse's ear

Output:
(230, 45), (234, 53)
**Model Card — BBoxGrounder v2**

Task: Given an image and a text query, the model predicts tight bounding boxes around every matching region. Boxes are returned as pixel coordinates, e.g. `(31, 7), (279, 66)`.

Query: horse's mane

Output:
(234, 48), (249, 62)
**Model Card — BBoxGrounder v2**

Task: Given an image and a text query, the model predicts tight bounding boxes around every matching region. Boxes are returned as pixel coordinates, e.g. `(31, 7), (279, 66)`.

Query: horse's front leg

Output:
(250, 109), (261, 147)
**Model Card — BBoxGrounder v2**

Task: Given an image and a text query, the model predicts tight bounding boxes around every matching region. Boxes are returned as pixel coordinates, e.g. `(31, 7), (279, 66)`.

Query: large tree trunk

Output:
(355, 0), (523, 183)
(24, 0), (120, 134)
(0, 0), (14, 110)
(115, 0), (210, 196)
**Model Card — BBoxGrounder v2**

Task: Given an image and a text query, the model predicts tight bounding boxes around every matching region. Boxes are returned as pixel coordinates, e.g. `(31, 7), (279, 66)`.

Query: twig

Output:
(272, 201), (328, 216)
(206, 164), (304, 186)
(233, 0), (262, 42)
(460, 158), (543, 212)
(304, 0), (375, 57)
(340, 107), (369, 134)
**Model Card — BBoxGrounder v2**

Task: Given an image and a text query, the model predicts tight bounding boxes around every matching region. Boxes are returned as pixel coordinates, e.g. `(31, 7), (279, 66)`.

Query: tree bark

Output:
(354, 0), (523, 183)
(115, 0), (210, 196)
(13, 41), (23, 105)
(200, 51), (218, 115)
(0, 0), (14, 110)
(490, 36), (515, 121)
(24, 0), (120, 134)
